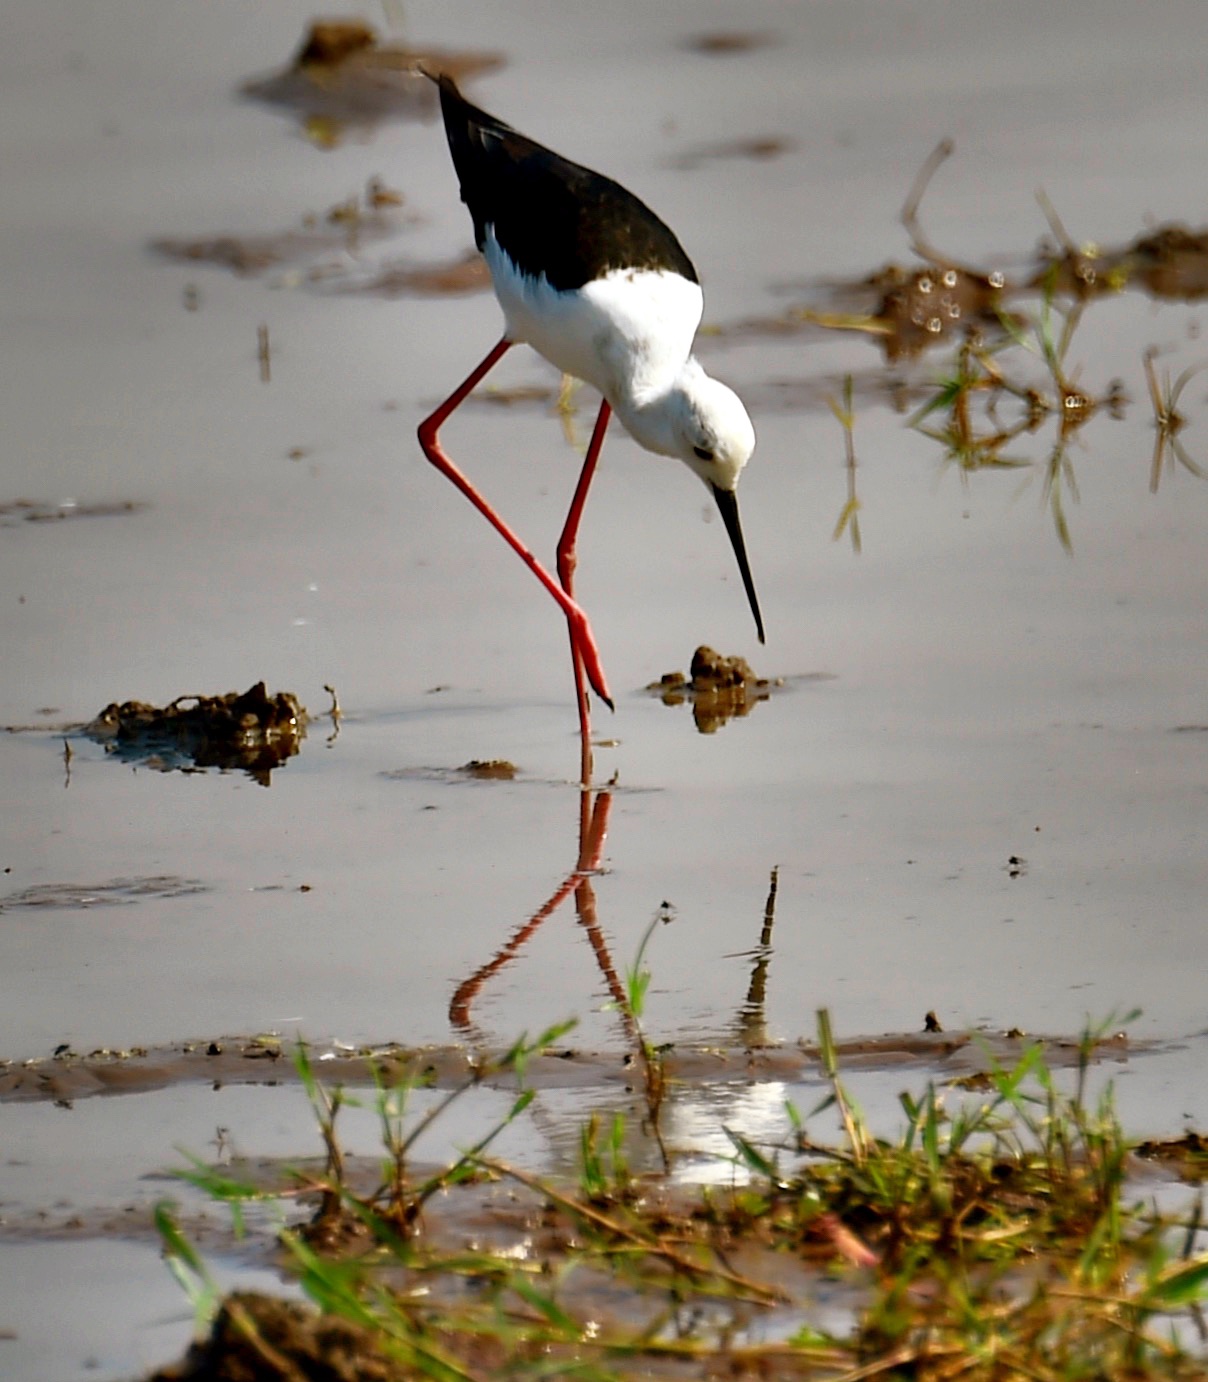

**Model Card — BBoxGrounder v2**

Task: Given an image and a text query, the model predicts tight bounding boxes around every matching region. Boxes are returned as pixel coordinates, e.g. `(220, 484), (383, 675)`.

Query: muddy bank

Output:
(0, 1025), (1138, 1105)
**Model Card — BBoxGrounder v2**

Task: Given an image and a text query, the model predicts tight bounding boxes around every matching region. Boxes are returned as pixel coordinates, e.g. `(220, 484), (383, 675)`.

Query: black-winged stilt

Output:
(417, 74), (764, 774)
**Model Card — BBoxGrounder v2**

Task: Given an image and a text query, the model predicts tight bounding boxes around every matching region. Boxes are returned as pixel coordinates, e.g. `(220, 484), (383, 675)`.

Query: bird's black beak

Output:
(711, 484), (765, 645)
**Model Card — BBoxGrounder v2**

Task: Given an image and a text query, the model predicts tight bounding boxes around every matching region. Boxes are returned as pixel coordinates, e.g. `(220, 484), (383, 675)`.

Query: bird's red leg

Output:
(557, 399), (612, 784)
(417, 339), (613, 710)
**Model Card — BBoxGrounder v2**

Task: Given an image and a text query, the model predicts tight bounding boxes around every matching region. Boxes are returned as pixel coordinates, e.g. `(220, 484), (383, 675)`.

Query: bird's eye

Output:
(693, 445), (713, 462)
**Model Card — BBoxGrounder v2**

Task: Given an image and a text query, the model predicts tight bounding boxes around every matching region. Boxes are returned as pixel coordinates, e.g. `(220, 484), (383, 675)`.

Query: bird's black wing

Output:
(435, 74), (698, 292)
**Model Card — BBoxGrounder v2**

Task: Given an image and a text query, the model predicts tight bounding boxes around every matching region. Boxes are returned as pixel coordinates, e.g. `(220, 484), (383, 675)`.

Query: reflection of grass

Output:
(612, 911), (672, 1171)
(157, 1007), (1208, 1380)
(805, 144), (1207, 552)
(829, 374), (862, 553)
(904, 283), (1116, 552)
(1144, 346), (1207, 493)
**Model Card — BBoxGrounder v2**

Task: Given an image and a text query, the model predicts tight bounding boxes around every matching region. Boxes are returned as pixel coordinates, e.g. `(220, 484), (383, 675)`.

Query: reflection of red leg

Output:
(417, 341), (613, 709)
(581, 786), (607, 866)
(447, 788), (614, 1035)
(571, 790), (630, 1037)
(448, 876), (577, 1034)
(557, 400), (613, 784)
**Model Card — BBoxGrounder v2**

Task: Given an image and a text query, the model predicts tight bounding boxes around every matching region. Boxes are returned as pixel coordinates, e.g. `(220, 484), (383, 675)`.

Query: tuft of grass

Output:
(155, 1008), (1208, 1380)
(608, 911), (672, 1172)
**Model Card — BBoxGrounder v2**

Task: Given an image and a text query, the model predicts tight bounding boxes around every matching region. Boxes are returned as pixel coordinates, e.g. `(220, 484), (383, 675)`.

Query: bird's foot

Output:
(567, 608), (613, 710)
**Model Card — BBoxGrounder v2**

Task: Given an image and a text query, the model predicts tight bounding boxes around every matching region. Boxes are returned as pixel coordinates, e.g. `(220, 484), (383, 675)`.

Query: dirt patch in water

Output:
(240, 20), (504, 144)
(647, 645), (785, 732)
(0, 1025), (1136, 1106)
(84, 683), (306, 783)
(147, 1292), (401, 1382)
(0, 875), (208, 914)
(0, 498), (147, 525)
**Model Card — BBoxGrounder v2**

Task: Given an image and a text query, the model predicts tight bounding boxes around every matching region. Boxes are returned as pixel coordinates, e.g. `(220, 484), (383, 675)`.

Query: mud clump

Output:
(1134, 1130), (1208, 1180)
(86, 683), (306, 785)
(648, 646), (775, 733)
(867, 262), (1008, 361)
(240, 19), (504, 141)
(147, 1291), (396, 1382)
(294, 20), (378, 68)
(152, 177), (404, 279)
(682, 31), (777, 56)
(687, 645), (760, 689)
(356, 248), (492, 297)
(458, 759), (518, 781)
(0, 498), (147, 525)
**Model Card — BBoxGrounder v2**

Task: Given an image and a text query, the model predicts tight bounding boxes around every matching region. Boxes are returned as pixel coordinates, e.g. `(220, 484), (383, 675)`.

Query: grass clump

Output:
(152, 1009), (1208, 1381)
(768, 1011), (1208, 1378)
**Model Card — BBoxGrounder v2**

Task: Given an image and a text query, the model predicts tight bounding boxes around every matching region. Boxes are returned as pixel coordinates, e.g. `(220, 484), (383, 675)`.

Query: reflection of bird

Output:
(418, 74), (764, 769)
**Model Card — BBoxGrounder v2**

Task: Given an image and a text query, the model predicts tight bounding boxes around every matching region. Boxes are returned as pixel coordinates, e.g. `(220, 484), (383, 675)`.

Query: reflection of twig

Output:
(322, 683), (342, 745)
(828, 376), (861, 553)
(63, 737), (73, 790)
(735, 866), (779, 1047)
(1143, 346), (1207, 493)
(257, 323), (271, 383)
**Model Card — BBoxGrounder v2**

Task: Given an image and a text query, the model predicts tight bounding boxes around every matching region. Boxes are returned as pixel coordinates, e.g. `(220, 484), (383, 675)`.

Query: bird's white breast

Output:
(483, 229), (704, 409)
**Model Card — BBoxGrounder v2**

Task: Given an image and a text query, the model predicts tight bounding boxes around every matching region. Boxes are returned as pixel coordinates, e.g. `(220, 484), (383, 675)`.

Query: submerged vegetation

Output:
(806, 141), (1208, 555)
(152, 1006), (1208, 1380)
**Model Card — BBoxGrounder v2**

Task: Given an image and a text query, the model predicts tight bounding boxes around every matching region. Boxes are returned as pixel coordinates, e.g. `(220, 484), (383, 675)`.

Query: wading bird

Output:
(418, 75), (764, 778)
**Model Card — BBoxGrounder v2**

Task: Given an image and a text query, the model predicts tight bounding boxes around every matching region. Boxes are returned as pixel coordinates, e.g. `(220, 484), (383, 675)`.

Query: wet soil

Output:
(0, 1025), (1137, 1107)
(240, 19), (504, 142)
(84, 683), (307, 782)
(148, 1293), (400, 1382)
(647, 644), (783, 732)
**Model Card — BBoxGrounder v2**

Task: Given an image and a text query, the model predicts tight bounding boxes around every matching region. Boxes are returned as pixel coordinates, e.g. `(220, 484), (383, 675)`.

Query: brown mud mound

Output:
(240, 20), (503, 141)
(647, 645), (780, 732)
(85, 682), (306, 784)
(147, 1292), (397, 1382)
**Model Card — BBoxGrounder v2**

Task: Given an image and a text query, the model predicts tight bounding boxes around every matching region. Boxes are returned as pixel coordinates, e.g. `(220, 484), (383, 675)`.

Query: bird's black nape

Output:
(426, 71), (699, 292)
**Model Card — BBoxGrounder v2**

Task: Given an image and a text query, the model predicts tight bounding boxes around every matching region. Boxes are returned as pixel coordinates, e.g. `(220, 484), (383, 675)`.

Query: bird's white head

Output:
(673, 368), (756, 495)
(669, 365), (765, 645)
(612, 360), (764, 642)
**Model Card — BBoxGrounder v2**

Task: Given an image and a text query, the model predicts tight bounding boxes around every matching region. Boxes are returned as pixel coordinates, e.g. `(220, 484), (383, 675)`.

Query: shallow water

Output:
(3, 2), (1208, 1376)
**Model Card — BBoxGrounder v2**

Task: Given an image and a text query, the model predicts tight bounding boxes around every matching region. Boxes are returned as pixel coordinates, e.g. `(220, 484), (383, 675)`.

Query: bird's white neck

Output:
(613, 359), (708, 459)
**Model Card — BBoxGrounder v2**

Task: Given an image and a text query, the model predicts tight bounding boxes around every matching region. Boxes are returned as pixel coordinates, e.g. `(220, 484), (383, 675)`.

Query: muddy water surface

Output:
(3, 2), (1208, 1377)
